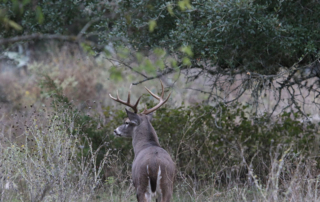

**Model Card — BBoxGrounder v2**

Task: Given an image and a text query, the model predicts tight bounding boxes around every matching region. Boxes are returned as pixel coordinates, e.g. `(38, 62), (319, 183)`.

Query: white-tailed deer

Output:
(109, 81), (175, 202)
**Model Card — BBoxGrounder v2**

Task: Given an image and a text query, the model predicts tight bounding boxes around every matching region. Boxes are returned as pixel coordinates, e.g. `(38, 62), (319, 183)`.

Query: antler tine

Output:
(108, 91), (120, 101)
(160, 80), (164, 98)
(109, 85), (141, 113)
(144, 80), (165, 100)
(127, 84), (133, 104)
(144, 87), (160, 100)
(142, 81), (171, 114)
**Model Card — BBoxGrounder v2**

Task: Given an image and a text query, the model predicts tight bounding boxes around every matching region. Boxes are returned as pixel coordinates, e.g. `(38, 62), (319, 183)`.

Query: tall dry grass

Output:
(0, 45), (320, 201)
(0, 104), (110, 201)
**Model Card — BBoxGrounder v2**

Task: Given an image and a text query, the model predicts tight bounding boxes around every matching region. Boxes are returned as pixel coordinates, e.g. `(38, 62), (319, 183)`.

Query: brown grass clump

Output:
(0, 105), (109, 201)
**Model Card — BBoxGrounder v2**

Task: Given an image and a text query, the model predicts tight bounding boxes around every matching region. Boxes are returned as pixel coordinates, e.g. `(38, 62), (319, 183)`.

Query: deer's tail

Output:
(148, 165), (162, 193)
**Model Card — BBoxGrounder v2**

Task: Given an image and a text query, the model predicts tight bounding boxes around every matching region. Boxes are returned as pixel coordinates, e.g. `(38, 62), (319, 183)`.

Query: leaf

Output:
(36, 6), (44, 24)
(149, 20), (157, 32)
(170, 59), (178, 69)
(180, 46), (193, 57)
(109, 66), (123, 82)
(173, 72), (180, 80)
(178, 0), (191, 11)
(22, 0), (31, 6)
(167, 3), (174, 16)
(144, 59), (156, 75)
(178, 1), (185, 11)
(117, 46), (130, 59)
(153, 48), (166, 57)
(124, 14), (131, 25)
(135, 52), (143, 63)
(80, 43), (95, 56)
(7, 19), (22, 30)
(155, 59), (165, 70)
(12, 0), (20, 14)
(182, 57), (191, 66)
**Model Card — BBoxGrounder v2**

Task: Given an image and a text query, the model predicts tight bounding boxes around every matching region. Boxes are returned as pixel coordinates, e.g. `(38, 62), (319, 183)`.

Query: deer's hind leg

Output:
(159, 182), (173, 202)
(136, 185), (153, 202)
(136, 192), (151, 202)
(160, 191), (172, 202)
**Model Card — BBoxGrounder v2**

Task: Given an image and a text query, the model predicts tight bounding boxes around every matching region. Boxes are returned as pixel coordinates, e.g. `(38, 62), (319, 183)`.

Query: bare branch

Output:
(287, 86), (308, 119)
(268, 85), (282, 118)
(0, 33), (81, 45)
(77, 18), (102, 39)
(106, 58), (148, 79)
(1, 18), (104, 46)
(132, 68), (176, 85)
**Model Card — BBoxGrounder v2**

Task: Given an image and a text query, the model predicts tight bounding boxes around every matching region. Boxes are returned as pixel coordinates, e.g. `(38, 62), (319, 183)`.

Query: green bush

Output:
(104, 103), (318, 185)
(0, 0), (101, 37)
(107, 0), (320, 74)
(38, 74), (319, 185)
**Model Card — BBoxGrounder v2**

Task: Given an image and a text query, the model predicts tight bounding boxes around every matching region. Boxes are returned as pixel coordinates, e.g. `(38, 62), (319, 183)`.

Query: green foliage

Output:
(0, 0), (100, 37)
(180, 45), (193, 57)
(35, 6), (44, 24)
(105, 102), (317, 183)
(2, 0), (320, 75)
(37, 74), (318, 184)
(109, 66), (123, 82)
(178, 0), (192, 11)
(149, 19), (157, 32)
(0, 7), (22, 30)
(110, 46), (174, 77)
(80, 43), (95, 56)
(106, 0), (320, 74)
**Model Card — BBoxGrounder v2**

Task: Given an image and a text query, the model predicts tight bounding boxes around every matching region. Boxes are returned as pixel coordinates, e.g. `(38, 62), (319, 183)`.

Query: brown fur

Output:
(114, 110), (175, 202)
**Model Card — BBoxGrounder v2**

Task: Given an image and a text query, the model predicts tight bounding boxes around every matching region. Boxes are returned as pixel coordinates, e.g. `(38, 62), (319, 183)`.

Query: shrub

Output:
(0, 104), (109, 201)
(151, 104), (317, 182)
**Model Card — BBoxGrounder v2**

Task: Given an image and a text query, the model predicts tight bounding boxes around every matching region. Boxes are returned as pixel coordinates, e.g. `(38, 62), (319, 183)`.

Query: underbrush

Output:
(1, 88), (319, 201)
(0, 47), (320, 201)
(0, 104), (110, 201)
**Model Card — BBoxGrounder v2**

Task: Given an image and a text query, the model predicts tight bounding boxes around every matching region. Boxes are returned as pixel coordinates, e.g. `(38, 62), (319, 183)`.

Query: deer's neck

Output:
(132, 122), (160, 157)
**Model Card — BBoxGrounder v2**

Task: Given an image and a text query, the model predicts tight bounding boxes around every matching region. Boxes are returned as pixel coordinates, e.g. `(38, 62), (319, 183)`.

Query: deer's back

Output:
(132, 146), (175, 190)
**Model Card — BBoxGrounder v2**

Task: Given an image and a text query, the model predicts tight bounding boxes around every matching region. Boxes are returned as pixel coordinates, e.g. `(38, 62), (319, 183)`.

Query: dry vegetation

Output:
(0, 46), (320, 201)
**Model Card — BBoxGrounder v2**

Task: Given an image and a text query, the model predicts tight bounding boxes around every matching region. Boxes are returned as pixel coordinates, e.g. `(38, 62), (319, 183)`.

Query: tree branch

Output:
(106, 58), (148, 79)
(1, 17), (104, 46)
(132, 68), (176, 85)
(77, 17), (102, 39)
(0, 33), (82, 45)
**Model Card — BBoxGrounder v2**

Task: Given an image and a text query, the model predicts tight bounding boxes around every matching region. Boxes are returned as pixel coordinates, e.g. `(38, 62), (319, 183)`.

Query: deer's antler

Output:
(142, 81), (171, 114)
(109, 84), (141, 113)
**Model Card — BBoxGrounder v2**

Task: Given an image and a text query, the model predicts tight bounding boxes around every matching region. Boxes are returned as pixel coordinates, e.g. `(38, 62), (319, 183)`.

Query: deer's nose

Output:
(114, 129), (121, 136)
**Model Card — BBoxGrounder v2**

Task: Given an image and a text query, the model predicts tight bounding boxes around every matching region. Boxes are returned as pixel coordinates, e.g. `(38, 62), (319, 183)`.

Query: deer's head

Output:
(113, 109), (152, 138)
(109, 81), (171, 139)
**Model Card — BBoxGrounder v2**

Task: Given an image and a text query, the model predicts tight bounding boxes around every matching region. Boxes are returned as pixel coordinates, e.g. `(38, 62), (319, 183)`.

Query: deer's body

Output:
(133, 147), (175, 201)
(110, 82), (175, 202)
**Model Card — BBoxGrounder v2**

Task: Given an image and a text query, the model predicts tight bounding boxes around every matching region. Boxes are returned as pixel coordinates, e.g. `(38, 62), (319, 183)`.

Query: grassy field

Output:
(1, 46), (320, 201)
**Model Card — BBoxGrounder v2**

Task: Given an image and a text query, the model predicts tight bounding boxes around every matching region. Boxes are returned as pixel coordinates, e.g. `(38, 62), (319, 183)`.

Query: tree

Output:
(103, 0), (320, 117)
(0, 0), (103, 36)
(1, 0), (320, 118)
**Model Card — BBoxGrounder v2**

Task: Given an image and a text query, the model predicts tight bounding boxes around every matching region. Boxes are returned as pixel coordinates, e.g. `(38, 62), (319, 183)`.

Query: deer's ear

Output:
(146, 112), (153, 122)
(125, 109), (140, 125)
